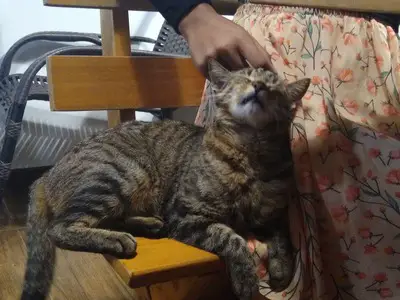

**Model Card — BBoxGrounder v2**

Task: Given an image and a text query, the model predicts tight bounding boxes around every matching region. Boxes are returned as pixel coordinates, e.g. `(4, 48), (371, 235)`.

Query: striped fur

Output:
(21, 60), (310, 300)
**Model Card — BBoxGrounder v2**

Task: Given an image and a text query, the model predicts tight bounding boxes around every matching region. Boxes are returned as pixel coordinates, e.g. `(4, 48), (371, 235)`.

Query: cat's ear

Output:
(208, 59), (231, 89)
(286, 78), (311, 106)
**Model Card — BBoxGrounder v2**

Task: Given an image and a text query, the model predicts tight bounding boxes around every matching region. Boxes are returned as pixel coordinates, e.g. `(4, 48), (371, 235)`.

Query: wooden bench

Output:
(44, 0), (399, 299)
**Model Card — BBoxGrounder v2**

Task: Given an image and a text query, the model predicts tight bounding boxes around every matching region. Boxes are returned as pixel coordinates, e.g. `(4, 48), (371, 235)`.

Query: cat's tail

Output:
(20, 177), (55, 300)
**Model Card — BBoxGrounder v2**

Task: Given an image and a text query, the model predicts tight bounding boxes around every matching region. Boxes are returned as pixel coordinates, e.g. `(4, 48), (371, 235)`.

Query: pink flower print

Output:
(369, 148), (381, 158)
(337, 134), (352, 153)
(311, 76), (322, 85)
(319, 102), (328, 114)
(358, 227), (371, 239)
(379, 288), (393, 298)
(386, 169), (400, 185)
(378, 122), (391, 134)
(364, 209), (374, 219)
(277, 36), (285, 46)
(291, 25), (297, 33)
(298, 170), (312, 188)
(374, 272), (388, 283)
(270, 52), (280, 61)
(342, 98), (359, 114)
(364, 243), (378, 254)
(382, 104), (399, 116)
(389, 150), (400, 160)
(369, 111), (377, 118)
(283, 13), (293, 20)
(283, 58), (290, 66)
(250, 19), (255, 28)
(356, 52), (362, 61)
(344, 33), (356, 45)
(375, 55), (384, 68)
(367, 169), (377, 180)
(396, 64), (400, 73)
(247, 238), (257, 254)
(356, 18), (365, 24)
(387, 26), (397, 40)
(315, 122), (330, 138)
(304, 91), (313, 100)
(348, 155), (361, 168)
(317, 175), (332, 192)
(362, 38), (369, 48)
(361, 117), (368, 124)
(331, 205), (349, 223)
(275, 20), (283, 32)
(256, 264), (267, 278)
(384, 246), (396, 255)
(346, 186), (360, 202)
(337, 69), (354, 84)
(366, 78), (377, 96)
(356, 272), (367, 279)
(321, 17), (334, 32)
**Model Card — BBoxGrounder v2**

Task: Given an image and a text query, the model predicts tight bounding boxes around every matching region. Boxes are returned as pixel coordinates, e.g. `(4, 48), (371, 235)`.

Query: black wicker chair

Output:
(0, 22), (190, 202)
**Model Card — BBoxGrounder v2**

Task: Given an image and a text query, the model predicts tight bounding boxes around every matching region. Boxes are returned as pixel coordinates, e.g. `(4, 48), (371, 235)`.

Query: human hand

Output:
(178, 3), (275, 77)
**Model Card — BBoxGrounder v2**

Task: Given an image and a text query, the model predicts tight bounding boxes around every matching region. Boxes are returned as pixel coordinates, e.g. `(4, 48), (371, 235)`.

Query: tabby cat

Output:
(21, 60), (310, 300)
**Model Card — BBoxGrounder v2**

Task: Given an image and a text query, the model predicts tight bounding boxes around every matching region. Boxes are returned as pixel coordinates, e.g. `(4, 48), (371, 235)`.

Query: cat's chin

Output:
(230, 104), (269, 129)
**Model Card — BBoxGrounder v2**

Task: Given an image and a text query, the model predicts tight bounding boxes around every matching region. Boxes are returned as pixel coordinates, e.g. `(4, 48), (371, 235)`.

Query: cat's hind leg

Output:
(48, 190), (137, 259)
(48, 218), (137, 259)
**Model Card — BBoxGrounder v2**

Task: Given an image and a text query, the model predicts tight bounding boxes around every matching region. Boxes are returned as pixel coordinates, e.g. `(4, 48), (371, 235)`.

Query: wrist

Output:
(178, 3), (216, 38)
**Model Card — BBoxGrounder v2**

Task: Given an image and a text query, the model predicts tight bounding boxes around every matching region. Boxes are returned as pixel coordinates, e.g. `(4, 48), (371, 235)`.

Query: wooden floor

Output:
(0, 168), (138, 300)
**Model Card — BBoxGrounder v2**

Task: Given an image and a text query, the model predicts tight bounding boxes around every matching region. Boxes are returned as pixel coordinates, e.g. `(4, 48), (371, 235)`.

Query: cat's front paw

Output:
(230, 259), (258, 300)
(105, 232), (137, 259)
(267, 256), (293, 292)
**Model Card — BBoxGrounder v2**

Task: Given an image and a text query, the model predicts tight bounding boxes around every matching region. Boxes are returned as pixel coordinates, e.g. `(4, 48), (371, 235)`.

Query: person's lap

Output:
(195, 4), (400, 299)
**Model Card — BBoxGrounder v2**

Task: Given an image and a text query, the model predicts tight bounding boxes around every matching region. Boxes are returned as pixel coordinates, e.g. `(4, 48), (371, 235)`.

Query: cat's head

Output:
(208, 60), (310, 129)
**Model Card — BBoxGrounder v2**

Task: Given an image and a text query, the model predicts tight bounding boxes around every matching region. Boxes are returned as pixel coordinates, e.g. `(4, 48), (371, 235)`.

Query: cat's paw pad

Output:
(106, 232), (137, 259)
(267, 257), (293, 292)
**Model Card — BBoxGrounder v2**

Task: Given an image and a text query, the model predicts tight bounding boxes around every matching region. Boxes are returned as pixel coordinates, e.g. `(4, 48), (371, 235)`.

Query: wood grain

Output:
(105, 237), (222, 288)
(44, 0), (241, 15)
(0, 229), (137, 300)
(252, 0), (400, 13)
(100, 8), (135, 126)
(47, 56), (205, 111)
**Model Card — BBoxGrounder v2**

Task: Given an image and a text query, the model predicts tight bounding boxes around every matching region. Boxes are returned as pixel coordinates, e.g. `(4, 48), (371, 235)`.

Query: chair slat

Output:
(47, 56), (205, 111)
(44, 0), (241, 15)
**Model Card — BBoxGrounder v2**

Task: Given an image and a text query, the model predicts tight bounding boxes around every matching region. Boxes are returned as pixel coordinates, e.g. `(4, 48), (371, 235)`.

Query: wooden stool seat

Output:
(106, 238), (223, 288)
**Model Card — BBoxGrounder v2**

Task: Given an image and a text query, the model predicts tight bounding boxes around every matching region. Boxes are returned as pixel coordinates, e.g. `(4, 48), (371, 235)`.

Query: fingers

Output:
(219, 48), (248, 71)
(239, 36), (276, 72)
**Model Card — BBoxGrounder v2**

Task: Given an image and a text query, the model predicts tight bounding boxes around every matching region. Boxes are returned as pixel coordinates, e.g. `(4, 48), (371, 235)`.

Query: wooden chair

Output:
(44, 1), (399, 299)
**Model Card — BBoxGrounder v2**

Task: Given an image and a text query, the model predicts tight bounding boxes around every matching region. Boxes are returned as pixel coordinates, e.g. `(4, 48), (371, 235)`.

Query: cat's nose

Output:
(252, 81), (263, 93)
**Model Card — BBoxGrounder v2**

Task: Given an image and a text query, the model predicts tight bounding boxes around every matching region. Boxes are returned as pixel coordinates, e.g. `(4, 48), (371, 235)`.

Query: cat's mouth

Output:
(240, 90), (266, 109)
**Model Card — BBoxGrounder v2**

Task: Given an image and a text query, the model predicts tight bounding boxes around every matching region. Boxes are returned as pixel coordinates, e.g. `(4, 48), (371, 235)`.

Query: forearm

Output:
(149, 0), (212, 32)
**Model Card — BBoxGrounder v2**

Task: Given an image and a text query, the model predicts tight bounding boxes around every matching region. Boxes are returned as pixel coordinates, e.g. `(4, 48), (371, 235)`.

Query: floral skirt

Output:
(195, 4), (400, 300)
